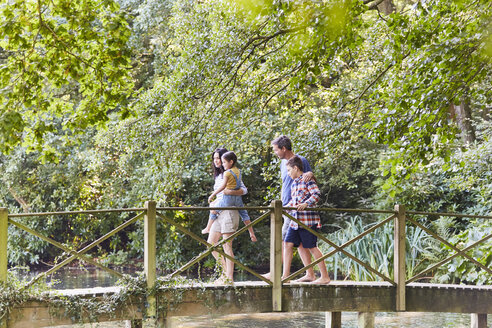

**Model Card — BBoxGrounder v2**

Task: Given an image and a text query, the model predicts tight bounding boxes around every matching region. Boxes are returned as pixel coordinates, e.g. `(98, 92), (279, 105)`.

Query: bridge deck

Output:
(7, 281), (491, 328)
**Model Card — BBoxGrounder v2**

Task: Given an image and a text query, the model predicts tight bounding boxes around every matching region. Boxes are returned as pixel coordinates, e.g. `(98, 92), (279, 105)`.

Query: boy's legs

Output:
(308, 246), (330, 284)
(294, 226), (329, 284)
(295, 245), (316, 282)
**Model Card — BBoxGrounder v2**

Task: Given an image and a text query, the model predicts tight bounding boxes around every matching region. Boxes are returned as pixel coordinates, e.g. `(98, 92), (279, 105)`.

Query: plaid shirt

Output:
(287, 174), (321, 230)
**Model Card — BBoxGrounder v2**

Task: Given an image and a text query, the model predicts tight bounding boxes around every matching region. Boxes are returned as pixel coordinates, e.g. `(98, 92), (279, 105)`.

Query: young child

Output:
(283, 155), (330, 284)
(204, 151), (256, 241)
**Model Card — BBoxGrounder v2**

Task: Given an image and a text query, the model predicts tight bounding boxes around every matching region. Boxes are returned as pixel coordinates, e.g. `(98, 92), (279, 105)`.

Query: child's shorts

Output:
(285, 225), (318, 249)
(210, 210), (239, 234)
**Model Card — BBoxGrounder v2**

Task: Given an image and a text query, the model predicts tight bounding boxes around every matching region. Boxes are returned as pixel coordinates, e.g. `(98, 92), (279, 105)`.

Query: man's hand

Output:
(297, 203), (308, 211)
(302, 171), (314, 182)
(208, 195), (215, 203)
(223, 188), (244, 196)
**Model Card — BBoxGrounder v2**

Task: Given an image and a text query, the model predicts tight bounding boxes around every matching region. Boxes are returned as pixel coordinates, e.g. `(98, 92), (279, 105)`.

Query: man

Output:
(266, 135), (316, 282)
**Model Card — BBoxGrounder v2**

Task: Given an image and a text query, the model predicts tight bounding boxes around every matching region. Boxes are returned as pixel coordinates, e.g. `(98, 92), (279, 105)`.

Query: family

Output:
(203, 135), (330, 285)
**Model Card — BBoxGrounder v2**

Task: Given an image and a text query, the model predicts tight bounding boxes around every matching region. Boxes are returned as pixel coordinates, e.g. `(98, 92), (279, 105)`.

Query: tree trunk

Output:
(449, 96), (476, 145)
(377, 0), (396, 15)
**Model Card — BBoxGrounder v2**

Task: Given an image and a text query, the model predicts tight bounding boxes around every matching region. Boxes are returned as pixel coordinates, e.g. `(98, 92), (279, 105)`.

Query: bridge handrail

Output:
(1, 203), (490, 314)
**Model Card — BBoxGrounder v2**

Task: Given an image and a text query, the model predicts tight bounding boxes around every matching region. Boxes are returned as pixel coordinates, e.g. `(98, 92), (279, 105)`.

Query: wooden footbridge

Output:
(0, 201), (491, 327)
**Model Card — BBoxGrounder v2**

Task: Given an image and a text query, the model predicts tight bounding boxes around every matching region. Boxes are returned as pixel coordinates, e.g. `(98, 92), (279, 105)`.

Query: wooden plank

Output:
(270, 200), (282, 312)
(394, 204), (406, 311)
(7, 298), (143, 328)
(357, 312), (375, 328)
(406, 284), (492, 313)
(325, 312), (341, 328)
(144, 200), (157, 324)
(471, 313), (487, 328)
(4, 281), (492, 327)
(0, 208), (7, 282)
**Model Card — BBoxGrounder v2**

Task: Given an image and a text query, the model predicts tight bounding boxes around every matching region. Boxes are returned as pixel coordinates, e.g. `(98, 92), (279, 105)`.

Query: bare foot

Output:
(215, 277), (234, 285)
(293, 274), (316, 283)
(261, 272), (271, 280)
(312, 277), (331, 285)
(202, 228), (209, 234)
(281, 276), (291, 283)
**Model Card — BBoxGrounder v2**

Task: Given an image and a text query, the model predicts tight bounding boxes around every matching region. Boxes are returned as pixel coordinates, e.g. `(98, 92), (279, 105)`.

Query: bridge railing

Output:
(0, 202), (491, 315)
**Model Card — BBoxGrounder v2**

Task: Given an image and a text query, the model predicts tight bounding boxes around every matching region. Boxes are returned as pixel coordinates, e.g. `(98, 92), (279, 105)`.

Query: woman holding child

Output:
(204, 148), (256, 284)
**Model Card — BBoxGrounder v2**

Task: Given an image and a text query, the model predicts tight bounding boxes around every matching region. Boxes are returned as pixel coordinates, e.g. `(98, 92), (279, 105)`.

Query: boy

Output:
(283, 155), (330, 284)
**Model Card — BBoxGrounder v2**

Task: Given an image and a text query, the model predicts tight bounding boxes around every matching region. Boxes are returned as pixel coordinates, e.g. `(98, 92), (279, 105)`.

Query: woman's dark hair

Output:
(212, 148), (228, 178)
(221, 151), (237, 166)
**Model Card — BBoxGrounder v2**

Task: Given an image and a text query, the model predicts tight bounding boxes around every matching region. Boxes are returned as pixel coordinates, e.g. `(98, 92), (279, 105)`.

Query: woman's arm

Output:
(223, 179), (247, 196)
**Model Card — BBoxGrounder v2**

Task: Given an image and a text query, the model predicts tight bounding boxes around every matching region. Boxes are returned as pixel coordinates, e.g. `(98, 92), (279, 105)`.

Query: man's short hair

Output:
(286, 155), (304, 172)
(271, 135), (292, 151)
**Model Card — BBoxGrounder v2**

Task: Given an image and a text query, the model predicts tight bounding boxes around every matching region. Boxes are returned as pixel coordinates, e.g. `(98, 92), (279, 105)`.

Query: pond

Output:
(48, 311), (490, 328)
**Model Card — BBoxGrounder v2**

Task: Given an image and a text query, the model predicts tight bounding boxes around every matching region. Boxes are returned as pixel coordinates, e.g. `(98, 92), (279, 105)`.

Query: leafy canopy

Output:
(0, 0), (134, 153)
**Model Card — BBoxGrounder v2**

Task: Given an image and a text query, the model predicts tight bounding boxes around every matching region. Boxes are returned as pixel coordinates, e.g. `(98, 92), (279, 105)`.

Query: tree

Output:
(110, 0), (491, 196)
(0, 0), (134, 153)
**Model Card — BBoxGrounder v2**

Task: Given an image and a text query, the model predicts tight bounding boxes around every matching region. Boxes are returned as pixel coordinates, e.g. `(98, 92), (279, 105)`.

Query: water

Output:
(169, 312), (491, 328)
(12, 268), (491, 328)
(47, 312), (491, 328)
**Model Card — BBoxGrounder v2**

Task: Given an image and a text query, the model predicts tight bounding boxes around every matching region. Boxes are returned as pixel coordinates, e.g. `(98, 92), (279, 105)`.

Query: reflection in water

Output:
(47, 312), (490, 328)
(12, 267), (138, 289)
(170, 312), (491, 328)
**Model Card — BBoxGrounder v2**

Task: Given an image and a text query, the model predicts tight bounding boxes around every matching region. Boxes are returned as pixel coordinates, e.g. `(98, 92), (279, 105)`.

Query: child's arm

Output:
(296, 181), (321, 210)
(209, 178), (227, 203)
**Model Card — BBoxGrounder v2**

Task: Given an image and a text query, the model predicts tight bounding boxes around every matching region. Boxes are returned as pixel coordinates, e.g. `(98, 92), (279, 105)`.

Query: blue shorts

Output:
(285, 225), (318, 249)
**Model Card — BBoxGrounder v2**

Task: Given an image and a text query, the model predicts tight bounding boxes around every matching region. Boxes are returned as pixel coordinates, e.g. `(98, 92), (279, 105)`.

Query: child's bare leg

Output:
(243, 219), (257, 242)
(309, 247), (330, 284)
(282, 242), (295, 280)
(294, 244), (316, 282)
(202, 218), (214, 234)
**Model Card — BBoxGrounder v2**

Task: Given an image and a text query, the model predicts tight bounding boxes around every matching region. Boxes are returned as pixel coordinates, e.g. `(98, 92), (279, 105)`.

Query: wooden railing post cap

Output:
(394, 204), (405, 212)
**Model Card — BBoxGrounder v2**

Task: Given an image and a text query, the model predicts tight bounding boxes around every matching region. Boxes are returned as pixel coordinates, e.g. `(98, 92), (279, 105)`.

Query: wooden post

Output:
(0, 208), (7, 328)
(270, 200), (283, 312)
(357, 312), (374, 328)
(144, 201), (157, 326)
(0, 208), (7, 284)
(394, 204), (406, 312)
(325, 311), (342, 328)
(471, 313), (487, 328)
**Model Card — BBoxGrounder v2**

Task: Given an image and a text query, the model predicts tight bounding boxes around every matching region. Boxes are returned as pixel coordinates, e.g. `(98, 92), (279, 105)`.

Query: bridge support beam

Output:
(270, 200), (283, 312)
(0, 208), (7, 328)
(471, 313), (487, 328)
(394, 204), (406, 311)
(144, 201), (157, 327)
(357, 312), (374, 328)
(325, 311), (341, 328)
(126, 319), (143, 328)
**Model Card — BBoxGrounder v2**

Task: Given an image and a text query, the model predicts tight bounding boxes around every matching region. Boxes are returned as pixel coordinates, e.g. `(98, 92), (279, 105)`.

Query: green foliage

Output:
(320, 215), (435, 281)
(0, 0), (135, 153)
(436, 220), (492, 285)
(0, 0), (490, 284)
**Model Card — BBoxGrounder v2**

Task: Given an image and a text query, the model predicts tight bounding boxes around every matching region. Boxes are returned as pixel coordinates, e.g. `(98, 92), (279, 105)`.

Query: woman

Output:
(207, 148), (256, 284)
